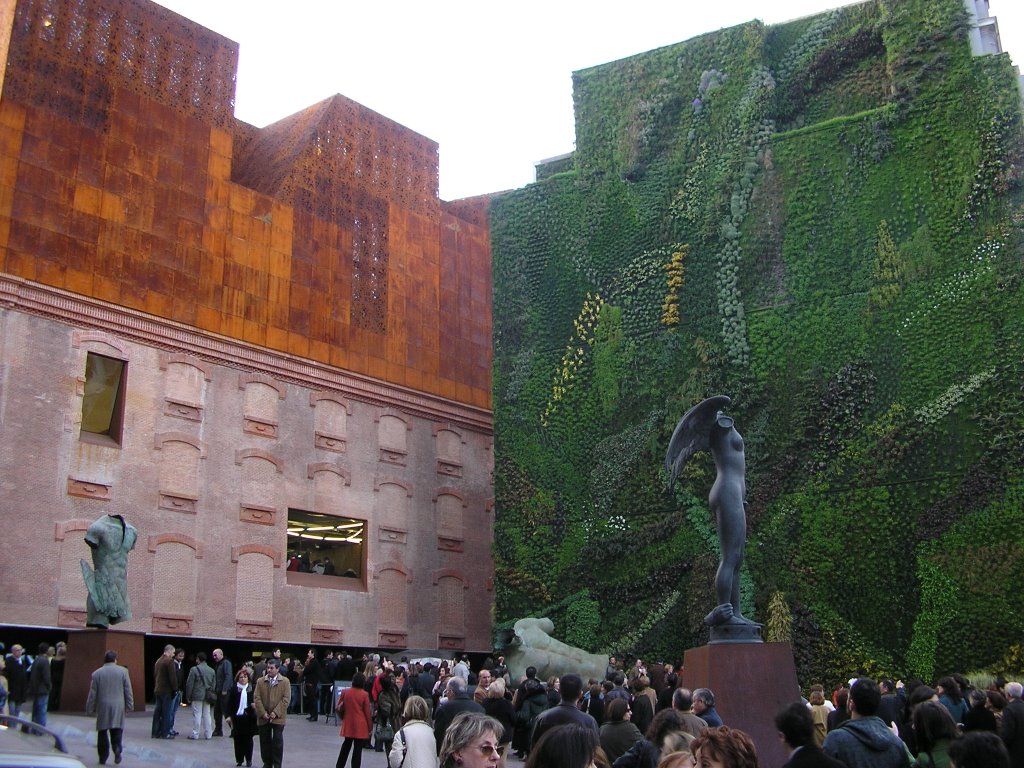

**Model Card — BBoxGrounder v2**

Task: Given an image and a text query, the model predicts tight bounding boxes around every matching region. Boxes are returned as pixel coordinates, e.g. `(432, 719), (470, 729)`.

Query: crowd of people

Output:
(5, 640), (1024, 768)
(0, 640), (67, 727)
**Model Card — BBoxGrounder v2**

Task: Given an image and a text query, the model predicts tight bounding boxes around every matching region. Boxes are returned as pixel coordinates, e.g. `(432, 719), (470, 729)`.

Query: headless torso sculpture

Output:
(666, 396), (762, 643)
(81, 513), (138, 628)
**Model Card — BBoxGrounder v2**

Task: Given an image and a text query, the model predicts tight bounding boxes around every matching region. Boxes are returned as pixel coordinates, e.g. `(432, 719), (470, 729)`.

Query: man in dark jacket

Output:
(151, 644), (179, 739)
(672, 688), (708, 736)
(302, 649), (321, 721)
(531, 673), (599, 745)
(433, 676), (484, 753)
(4, 644), (29, 719)
(512, 670), (548, 757)
(27, 643), (52, 727)
(822, 678), (912, 768)
(1002, 681), (1024, 768)
(776, 702), (846, 768)
(415, 663), (437, 704)
(336, 652), (356, 682)
(692, 688), (723, 728)
(876, 679), (904, 728)
(211, 649), (233, 737)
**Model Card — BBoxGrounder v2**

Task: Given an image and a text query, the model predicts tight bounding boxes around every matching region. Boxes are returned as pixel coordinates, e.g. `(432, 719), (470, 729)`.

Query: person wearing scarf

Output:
(227, 668), (258, 767)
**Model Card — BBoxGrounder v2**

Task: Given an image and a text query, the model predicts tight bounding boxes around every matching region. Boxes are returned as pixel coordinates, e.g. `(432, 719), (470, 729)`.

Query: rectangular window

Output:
(80, 352), (126, 447)
(286, 509), (366, 590)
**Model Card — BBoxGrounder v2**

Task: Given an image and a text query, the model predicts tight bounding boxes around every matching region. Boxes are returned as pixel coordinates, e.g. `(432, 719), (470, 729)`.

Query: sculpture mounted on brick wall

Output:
(81, 513), (138, 628)
(666, 395), (761, 643)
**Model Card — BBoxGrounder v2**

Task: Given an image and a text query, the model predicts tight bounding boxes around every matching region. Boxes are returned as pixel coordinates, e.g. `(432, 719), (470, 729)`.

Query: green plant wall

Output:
(490, 0), (1024, 684)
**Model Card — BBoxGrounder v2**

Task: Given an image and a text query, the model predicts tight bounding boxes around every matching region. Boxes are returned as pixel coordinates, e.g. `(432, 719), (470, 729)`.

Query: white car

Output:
(0, 715), (88, 768)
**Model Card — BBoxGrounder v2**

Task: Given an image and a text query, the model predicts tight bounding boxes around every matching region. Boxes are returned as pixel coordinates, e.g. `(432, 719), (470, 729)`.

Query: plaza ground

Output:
(40, 708), (527, 768)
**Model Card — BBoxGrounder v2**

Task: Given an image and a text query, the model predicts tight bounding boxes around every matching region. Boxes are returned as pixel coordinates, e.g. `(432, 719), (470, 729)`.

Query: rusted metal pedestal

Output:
(680, 642), (800, 768)
(62, 629), (146, 712)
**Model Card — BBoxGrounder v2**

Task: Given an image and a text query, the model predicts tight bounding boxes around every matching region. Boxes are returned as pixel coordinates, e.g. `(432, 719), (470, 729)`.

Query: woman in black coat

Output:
(226, 668), (258, 767)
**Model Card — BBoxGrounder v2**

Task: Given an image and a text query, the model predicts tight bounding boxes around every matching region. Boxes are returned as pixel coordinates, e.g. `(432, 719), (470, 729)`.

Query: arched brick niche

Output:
(154, 432), (207, 513)
(55, 519), (92, 627)
(433, 425), (464, 478)
(309, 463), (351, 516)
(311, 392), (350, 453)
(239, 374), (285, 438)
(237, 449), (282, 525)
(374, 563), (411, 646)
(374, 477), (412, 533)
(433, 569), (467, 651)
(148, 533), (202, 634)
(376, 409), (411, 465)
(235, 548), (276, 639)
(434, 488), (466, 552)
(160, 354), (212, 422)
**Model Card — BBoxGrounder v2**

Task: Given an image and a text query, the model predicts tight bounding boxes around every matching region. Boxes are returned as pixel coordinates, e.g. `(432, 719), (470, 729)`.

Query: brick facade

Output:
(0, 0), (494, 652)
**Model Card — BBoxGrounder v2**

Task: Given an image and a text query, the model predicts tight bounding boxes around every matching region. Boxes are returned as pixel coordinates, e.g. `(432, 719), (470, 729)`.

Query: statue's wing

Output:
(665, 395), (731, 489)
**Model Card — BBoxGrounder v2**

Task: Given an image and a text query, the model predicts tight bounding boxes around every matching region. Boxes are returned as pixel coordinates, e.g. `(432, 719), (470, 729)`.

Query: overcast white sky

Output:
(155, 0), (1023, 201)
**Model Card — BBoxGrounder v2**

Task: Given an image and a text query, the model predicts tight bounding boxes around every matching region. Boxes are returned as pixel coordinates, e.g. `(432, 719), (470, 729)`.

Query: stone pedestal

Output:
(681, 642), (800, 768)
(63, 629), (146, 712)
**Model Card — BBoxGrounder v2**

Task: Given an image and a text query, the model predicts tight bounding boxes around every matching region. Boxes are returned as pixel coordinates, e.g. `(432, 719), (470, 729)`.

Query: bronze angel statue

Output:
(666, 395), (760, 640)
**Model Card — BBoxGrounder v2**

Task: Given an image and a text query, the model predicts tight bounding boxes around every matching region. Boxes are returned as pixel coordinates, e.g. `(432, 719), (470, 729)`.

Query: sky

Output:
(153, 0), (1023, 201)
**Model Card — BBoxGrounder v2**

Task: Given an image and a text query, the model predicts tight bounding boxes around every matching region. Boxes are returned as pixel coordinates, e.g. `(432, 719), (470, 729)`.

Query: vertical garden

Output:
(490, 0), (1024, 684)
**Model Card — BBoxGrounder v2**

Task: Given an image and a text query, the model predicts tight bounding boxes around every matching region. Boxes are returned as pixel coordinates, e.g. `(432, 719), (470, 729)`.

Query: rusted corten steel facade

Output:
(0, 0), (495, 653)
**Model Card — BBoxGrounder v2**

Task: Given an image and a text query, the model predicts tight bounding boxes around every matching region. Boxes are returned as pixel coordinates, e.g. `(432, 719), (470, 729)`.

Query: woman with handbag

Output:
(336, 672), (373, 768)
(226, 668), (257, 767)
(389, 696), (437, 768)
(376, 673), (402, 755)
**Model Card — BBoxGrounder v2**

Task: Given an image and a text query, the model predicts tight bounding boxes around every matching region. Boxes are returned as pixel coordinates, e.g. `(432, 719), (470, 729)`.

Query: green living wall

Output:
(490, 0), (1024, 685)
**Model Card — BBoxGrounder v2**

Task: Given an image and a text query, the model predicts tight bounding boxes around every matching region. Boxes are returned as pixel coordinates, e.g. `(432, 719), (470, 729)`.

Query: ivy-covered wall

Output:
(490, 0), (1024, 685)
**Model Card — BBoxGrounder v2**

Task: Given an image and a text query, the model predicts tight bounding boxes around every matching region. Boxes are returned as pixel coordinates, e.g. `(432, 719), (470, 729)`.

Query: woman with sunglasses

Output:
(439, 712), (504, 768)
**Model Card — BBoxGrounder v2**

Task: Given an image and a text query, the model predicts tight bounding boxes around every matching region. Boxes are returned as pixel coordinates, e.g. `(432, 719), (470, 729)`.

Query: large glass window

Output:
(80, 352), (126, 447)
(286, 509), (365, 580)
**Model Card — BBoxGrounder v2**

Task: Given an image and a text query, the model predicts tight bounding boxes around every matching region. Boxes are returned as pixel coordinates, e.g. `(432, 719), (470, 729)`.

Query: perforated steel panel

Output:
(6, 0), (238, 131)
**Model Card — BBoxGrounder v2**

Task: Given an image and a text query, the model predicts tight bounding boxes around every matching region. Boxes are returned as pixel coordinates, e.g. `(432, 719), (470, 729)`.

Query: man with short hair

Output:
(185, 651), (216, 740)
(4, 644), (29, 718)
(27, 642), (52, 727)
(692, 688), (723, 728)
(473, 668), (493, 705)
(86, 650), (133, 765)
(151, 644), (178, 739)
(822, 677), (912, 768)
(319, 650), (336, 717)
(605, 672), (631, 704)
(531, 673), (599, 745)
(511, 666), (548, 758)
(775, 701), (845, 768)
(212, 648), (233, 737)
(336, 651), (356, 682)
(1001, 681), (1024, 768)
(452, 655), (470, 681)
(672, 688), (708, 736)
(433, 677), (484, 754)
(301, 649), (321, 721)
(253, 655), (269, 681)
(415, 662), (437, 706)
(171, 648), (185, 736)
(254, 658), (290, 768)
(606, 656), (619, 681)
